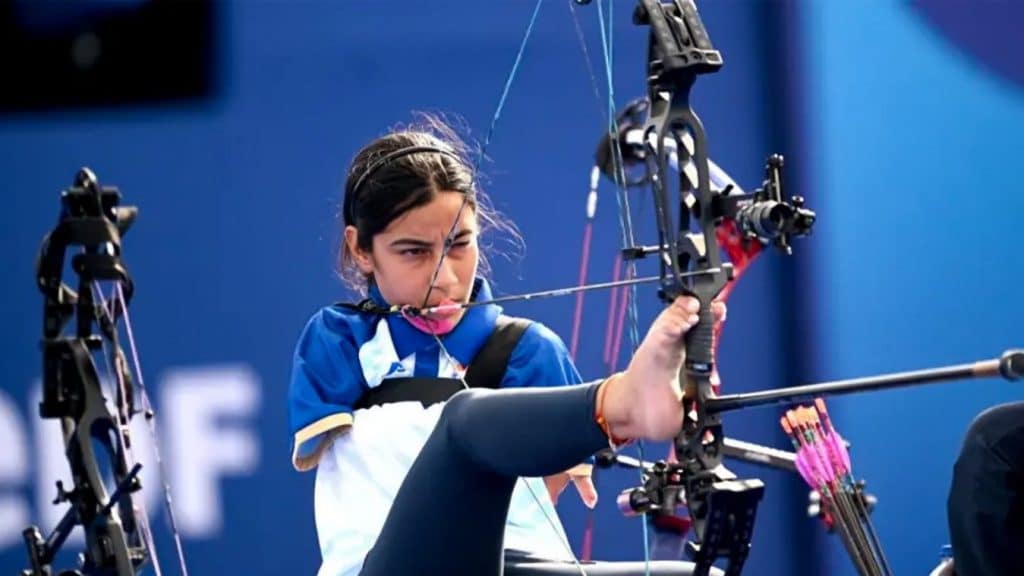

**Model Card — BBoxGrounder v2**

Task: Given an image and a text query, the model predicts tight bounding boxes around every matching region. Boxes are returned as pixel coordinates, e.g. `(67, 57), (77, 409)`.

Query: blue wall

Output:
(1, 2), (1019, 575)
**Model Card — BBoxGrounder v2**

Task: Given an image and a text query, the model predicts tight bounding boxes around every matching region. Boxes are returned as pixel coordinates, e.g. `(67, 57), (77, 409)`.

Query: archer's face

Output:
(348, 191), (479, 326)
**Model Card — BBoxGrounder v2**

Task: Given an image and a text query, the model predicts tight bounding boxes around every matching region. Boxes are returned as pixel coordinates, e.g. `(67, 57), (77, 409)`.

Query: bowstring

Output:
(93, 280), (194, 576)
(417, 0), (544, 314)
(412, 2), (592, 574)
(114, 282), (190, 576)
(591, 1), (652, 573)
(91, 283), (164, 576)
(415, 0), (670, 571)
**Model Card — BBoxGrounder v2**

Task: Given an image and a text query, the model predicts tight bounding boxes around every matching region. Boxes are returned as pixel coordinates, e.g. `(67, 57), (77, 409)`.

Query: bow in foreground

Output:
(592, 2), (1023, 576)
(25, 169), (187, 576)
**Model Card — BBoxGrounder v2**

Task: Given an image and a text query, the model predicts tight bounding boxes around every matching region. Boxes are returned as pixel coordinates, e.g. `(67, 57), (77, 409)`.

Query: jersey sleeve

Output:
(288, 307), (366, 471)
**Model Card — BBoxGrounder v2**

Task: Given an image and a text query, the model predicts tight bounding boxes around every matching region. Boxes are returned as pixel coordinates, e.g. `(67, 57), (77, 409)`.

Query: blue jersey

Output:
(287, 277), (586, 576)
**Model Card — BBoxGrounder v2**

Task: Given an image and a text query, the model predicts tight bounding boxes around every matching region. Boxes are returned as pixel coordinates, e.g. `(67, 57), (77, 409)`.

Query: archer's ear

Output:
(344, 226), (374, 275)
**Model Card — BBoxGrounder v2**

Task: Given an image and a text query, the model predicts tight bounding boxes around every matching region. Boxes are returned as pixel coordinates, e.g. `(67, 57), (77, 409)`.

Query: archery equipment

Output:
(25, 168), (187, 576)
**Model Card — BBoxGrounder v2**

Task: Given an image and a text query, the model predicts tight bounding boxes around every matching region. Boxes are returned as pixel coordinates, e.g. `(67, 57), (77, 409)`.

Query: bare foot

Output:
(602, 296), (724, 442)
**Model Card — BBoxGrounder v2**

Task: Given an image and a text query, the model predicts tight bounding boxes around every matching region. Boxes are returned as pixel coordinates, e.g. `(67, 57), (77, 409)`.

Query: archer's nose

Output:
(432, 254), (460, 291)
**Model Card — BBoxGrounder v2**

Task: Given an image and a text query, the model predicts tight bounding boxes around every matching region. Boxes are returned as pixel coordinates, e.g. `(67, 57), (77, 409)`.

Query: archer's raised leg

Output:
(360, 296), (707, 576)
(359, 383), (610, 576)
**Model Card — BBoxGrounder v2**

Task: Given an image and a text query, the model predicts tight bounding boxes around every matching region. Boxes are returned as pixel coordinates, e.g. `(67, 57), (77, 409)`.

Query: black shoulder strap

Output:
(352, 315), (533, 410)
(354, 377), (464, 410)
(463, 315), (532, 390)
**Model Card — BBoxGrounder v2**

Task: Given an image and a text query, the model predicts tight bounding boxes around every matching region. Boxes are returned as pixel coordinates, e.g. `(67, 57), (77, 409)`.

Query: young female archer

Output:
(287, 116), (726, 576)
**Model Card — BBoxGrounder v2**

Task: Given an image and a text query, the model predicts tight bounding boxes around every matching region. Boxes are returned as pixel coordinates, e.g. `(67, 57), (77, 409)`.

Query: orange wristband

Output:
(594, 373), (632, 449)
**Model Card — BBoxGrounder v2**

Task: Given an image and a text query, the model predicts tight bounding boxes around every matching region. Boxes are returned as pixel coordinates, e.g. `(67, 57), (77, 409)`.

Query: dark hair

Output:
(338, 113), (520, 291)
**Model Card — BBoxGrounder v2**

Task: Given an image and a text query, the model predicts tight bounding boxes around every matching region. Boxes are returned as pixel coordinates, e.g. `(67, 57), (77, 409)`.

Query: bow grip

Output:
(684, 295), (715, 374)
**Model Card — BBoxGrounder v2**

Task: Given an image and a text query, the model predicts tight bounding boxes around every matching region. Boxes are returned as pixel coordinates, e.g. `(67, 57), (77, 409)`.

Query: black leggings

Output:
(359, 383), (711, 576)
(947, 402), (1024, 576)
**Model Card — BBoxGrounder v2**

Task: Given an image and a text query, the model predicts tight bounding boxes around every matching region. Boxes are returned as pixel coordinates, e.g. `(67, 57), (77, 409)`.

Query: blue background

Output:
(1, 2), (1020, 575)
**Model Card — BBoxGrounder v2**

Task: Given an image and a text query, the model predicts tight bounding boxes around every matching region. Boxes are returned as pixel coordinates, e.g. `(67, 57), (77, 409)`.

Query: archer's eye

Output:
(400, 247), (429, 257)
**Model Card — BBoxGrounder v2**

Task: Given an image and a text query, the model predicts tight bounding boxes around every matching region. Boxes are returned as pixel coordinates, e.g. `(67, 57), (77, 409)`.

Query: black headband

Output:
(344, 145), (465, 226)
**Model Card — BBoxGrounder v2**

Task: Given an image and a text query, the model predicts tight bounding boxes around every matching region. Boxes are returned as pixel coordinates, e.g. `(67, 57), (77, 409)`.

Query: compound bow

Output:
(406, 1), (1023, 575)
(25, 168), (188, 576)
